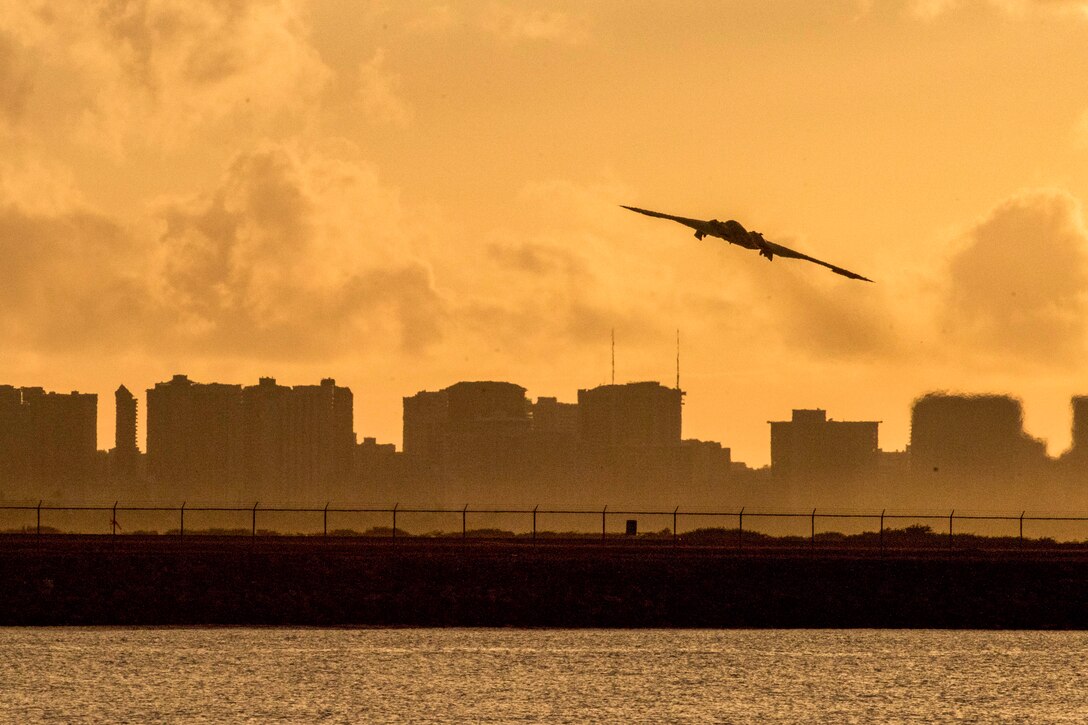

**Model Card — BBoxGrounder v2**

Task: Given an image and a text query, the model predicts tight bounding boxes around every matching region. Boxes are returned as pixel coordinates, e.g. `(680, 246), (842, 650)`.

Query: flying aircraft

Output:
(621, 205), (873, 282)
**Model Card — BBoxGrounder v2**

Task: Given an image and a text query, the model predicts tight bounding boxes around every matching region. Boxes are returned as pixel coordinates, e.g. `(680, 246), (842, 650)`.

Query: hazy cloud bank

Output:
(0, 0), (329, 151)
(0, 144), (444, 358)
(941, 189), (1088, 366)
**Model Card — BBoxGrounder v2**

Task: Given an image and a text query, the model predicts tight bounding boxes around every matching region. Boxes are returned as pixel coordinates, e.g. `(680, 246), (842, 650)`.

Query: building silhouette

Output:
(681, 438), (733, 488)
(279, 378), (354, 500)
(403, 382), (534, 456)
(18, 371), (1088, 509)
(401, 381), (537, 501)
(1062, 396), (1088, 465)
(402, 389), (450, 472)
(770, 409), (879, 479)
(909, 394), (1046, 476)
(0, 385), (97, 498)
(909, 394), (1049, 505)
(531, 397), (578, 439)
(147, 375), (245, 500)
(355, 436), (402, 501)
(577, 382), (682, 450)
(574, 382), (692, 504)
(110, 384), (139, 481)
(0, 386), (21, 495)
(147, 375), (354, 502)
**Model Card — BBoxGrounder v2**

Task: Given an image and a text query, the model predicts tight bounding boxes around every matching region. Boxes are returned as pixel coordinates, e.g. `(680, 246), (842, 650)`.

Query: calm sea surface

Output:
(2, 628), (1086, 723)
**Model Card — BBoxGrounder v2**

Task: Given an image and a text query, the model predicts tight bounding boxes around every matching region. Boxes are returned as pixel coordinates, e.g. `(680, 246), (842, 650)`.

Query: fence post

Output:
(462, 504), (467, 540)
(180, 502), (185, 538)
(392, 503), (398, 543)
(532, 505), (538, 543)
(738, 507), (744, 549)
(324, 502), (329, 539)
(811, 508), (816, 550)
(948, 509), (954, 551)
(673, 506), (679, 545)
(252, 502), (259, 539)
(112, 501), (118, 537)
(1019, 511), (1024, 549)
(36, 500), (42, 537)
(601, 506), (607, 542)
(880, 509), (885, 555)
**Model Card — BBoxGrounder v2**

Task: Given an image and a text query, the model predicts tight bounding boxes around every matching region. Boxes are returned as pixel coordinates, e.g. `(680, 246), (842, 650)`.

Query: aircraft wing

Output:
(620, 205), (710, 233)
(763, 240), (874, 282)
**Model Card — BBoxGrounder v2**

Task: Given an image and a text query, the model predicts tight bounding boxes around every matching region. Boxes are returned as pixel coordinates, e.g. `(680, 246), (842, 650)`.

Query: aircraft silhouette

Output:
(621, 205), (873, 282)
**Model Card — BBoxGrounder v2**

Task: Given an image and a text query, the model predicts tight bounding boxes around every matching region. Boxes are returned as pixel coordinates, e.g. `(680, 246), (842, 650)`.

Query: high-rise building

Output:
(402, 390), (449, 467)
(148, 375), (355, 502)
(147, 375), (244, 500)
(403, 382), (532, 467)
(573, 382), (685, 505)
(1068, 396), (1088, 461)
(241, 377), (293, 500)
(577, 382), (682, 450)
(0, 386), (97, 495)
(909, 394), (1046, 477)
(401, 382), (538, 500)
(769, 409), (879, 482)
(445, 381), (530, 437)
(0, 385), (21, 491)
(112, 385), (139, 480)
(283, 378), (354, 500)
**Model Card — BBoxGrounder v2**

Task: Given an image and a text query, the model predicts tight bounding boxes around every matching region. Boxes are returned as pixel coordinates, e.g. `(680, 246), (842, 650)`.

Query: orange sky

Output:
(4, 0), (1088, 465)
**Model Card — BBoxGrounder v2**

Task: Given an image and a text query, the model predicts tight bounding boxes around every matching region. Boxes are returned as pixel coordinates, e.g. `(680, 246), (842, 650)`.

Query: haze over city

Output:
(5, 0), (1088, 471)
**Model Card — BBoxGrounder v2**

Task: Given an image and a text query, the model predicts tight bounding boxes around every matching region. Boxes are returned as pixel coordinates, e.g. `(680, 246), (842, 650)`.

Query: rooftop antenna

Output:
(611, 328), (615, 385)
(676, 328), (680, 391)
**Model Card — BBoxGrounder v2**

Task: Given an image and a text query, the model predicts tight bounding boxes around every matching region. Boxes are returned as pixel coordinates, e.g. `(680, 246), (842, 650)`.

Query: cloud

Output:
(941, 189), (1088, 365)
(760, 265), (901, 360)
(0, 200), (159, 350)
(401, 3), (589, 44)
(0, 0), (330, 151)
(356, 50), (413, 126)
(911, 0), (1088, 19)
(475, 232), (663, 352)
(406, 5), (459, 34)
(154, 143), (444, 356)
(0, 31), (32, 130)
(481, 4), (589, 44)
(0, 143), (446, 358)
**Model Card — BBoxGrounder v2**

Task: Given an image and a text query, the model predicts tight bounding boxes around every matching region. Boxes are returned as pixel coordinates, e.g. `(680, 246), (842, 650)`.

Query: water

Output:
(2, 628), (1086, 723)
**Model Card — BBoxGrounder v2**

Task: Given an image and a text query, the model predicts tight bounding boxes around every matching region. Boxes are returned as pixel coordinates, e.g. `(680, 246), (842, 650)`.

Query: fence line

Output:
(4, 502), (1088, 548)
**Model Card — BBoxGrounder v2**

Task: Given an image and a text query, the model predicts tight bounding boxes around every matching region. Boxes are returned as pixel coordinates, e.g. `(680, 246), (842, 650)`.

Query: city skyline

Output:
(6, 3), (1088, 471)
(12, 371), (1088, 462)
(7, 367), (1088, 469)
(8, 373), (1088, 513)
(12, 367), (1088, 463)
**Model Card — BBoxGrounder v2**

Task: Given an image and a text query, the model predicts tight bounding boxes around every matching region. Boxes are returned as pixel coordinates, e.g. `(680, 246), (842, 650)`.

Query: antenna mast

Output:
(676, 328), (680, 391)
(611, 328), (615, 385)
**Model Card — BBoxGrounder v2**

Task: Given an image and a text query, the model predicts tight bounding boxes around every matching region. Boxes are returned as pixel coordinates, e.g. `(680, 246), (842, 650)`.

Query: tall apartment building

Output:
(0, 385), (97, 495)
(0, 386), (21, 490)
(909, 394), (1046, 477)
(147, 375), (353, 501)
(403, 381), (532, 466)
(147, 375), (245, 500)
(577, 381), (682, 450)
(111, 384), (139, 480)
(769, 409), (879, 481)
(281, 378), (354, 500)
(1065, 396), (1088, 463)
